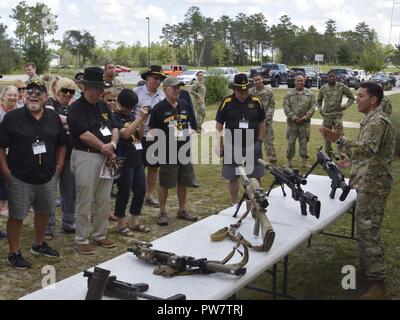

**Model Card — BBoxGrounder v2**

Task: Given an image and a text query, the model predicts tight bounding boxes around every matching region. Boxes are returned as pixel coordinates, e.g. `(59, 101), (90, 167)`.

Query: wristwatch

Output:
(111, 142), (117, 150)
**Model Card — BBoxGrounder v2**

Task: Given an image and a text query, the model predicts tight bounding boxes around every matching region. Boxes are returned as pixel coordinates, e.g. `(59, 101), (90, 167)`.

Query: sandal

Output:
(177, 210), (198, 222)
(129, 224), (150, 233)
(117, 227), (135, 237)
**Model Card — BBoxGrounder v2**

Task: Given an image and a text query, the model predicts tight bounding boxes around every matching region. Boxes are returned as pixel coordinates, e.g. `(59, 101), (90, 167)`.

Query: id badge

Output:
(168, 120), (178, 128)
(239, 120), (249, 129)
(100, 126), (112, 136)
(134, 143), (143, 150)
(32, 141), (47, 155)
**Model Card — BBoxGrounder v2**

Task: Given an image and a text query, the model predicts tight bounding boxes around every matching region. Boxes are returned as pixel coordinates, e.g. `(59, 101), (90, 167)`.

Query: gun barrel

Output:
(205, 261), (247, 276)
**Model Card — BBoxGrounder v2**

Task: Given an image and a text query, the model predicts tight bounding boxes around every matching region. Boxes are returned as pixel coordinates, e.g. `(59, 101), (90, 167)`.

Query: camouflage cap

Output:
(162, 77), (185, 87)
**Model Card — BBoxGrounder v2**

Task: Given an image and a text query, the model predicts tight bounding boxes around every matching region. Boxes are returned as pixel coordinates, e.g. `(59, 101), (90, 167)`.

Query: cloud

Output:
(67, 3), (80, 18)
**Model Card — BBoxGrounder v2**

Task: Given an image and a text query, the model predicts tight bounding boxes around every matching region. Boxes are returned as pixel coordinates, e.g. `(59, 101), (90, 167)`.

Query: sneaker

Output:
(0, 230), (7, 239)
(44, 233), (53, 241)
(7, 251), (32, 270)
(61, 226), (75, 234)
(93, 238), (115, 248)
(158, 213), (168, 226)
(31, 241), (60, 258)
(145, 197), (160, 208)
(75, 243), (95, 255)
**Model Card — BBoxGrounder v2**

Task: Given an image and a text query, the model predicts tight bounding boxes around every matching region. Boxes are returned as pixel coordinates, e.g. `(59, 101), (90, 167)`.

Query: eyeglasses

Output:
(26, 89), (45, 97)
(18, 87), (26, 91)
(61, 88), (76, 95)
(107, 99), (116, 103)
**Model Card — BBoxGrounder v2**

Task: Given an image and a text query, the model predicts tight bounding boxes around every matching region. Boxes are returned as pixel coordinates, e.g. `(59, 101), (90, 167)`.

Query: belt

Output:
(74, 147), (101, 154)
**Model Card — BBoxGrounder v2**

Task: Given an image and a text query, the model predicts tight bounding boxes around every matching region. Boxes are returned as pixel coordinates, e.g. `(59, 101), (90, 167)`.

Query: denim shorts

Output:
(7, 174), (57, 220)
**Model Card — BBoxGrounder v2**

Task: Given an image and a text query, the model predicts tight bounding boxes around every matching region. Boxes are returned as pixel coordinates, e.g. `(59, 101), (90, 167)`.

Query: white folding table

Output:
(21, 214), (310, 300)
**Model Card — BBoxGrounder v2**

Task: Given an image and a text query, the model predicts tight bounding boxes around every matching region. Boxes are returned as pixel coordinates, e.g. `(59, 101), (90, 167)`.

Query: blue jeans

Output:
(115, 164), (146, 218)
(46, 160), (76, 234)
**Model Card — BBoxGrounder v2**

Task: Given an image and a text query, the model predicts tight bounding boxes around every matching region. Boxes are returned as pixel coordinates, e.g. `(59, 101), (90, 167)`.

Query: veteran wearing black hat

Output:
(67, 67), (119, 255)
(215, 73), (266, 206)
(134, 65), (167, 209)
(0, 79), (67, 269)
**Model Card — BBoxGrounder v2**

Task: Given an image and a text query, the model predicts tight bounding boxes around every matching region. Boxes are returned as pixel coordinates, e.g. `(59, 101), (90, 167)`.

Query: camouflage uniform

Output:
(338, 108), (395, 281)
(108, 77), (125, 93)
(191, 80), (206, 130)
(250, 86), (277, 162)
(379, 95), (392, 117)
(283, 88), (316, 160)
(317, 82), (355, 155)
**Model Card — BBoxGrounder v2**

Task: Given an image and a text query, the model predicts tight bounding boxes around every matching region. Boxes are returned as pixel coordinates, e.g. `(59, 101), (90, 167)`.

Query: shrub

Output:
(204, 75), (229, 104)
(390, 109), (400, 156)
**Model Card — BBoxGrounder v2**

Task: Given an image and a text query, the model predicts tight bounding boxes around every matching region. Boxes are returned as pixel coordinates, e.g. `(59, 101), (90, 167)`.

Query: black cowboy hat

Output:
(141, 65), (167, 81)
(79, 67), (111, 89)
(229, 73), (254, 91)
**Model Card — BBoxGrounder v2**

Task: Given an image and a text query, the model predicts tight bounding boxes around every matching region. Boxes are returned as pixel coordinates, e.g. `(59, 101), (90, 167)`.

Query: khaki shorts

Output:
(159, 163), (194, 189)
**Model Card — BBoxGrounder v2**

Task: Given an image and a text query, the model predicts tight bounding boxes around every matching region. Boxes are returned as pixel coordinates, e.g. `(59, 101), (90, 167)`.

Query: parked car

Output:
(249, 63), (289, 87)
(206, 67), (239, 83)
(371, 72), (396, 88)
(176, 69), (206, 85)
(328, 68), (361, 89)
(352, 69), (369, 83)
(162, 65), (188, 77)
(287, 67), (318, 89)
(115, 65), (131, 73)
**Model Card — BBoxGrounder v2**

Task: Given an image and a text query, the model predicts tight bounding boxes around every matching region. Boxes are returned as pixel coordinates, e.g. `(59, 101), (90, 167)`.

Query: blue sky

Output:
(0, 0), (397, 47)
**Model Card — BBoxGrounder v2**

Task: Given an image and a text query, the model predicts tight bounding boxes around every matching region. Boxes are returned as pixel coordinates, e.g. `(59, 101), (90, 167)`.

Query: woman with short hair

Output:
(13, 80), (26, 108)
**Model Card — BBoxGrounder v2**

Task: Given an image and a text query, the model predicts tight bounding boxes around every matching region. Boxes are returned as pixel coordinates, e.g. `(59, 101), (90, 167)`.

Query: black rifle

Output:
(258, 159), (321, 219)
(83, 268), (186, 300)
(304, 148), (351, 201)
(127, 240), (247, 277)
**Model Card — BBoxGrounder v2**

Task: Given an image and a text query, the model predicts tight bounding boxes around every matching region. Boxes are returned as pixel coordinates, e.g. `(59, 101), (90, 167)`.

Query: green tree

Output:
(359, 43), (387, 74)
(212, 41), (226, 66)
(10, 1), (57, 73)
(62, 30), (96, 67)
(0, 19), (20, 73)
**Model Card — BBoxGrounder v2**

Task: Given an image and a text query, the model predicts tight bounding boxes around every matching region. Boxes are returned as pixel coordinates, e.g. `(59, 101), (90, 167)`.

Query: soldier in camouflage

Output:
(378, 84), (392, 117)
(283, 75), (316, 168)
(250, 73), (277, 163)
(191, 71), (206, 133)
(320, 82), (395, 300)
(317, 71), (355, 156)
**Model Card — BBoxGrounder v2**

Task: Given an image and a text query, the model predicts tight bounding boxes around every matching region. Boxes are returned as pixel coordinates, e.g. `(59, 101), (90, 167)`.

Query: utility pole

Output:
(146, 17), (150, 66)
(389, 0), (400, 44)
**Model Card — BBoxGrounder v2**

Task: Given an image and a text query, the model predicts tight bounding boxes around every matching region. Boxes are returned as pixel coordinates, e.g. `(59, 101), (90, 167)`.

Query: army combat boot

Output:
(302, 158), (311, 169)
(360, 280), (389, 300)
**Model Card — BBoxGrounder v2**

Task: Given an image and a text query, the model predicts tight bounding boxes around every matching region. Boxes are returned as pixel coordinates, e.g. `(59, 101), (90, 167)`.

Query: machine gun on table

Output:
(127, 239), (247, 277)
(258, 159), (321, 219)
(304, 148), (351, 201)
(228, 165), (275, 252)
(83, 267), (186, 300)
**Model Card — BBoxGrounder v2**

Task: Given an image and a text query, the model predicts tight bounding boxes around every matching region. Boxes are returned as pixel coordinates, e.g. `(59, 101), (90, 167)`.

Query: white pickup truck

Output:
(352, 69), (369, 82)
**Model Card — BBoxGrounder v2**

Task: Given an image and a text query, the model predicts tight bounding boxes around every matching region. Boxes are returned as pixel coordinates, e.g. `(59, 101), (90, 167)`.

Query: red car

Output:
(115, 65), (131, 73)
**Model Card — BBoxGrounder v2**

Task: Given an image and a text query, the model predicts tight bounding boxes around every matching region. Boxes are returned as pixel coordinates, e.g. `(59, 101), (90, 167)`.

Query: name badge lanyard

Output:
(96, 105), (111, 137)
(32, 121), (46, 166)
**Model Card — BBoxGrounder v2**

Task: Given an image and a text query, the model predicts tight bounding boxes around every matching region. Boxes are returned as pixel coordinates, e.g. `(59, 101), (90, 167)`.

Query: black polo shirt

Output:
(0, 106), (67, 184)
(148, 98), (193, 164)
(215, 94), (265, 165)
(113, 111), (143, 168)
(47, 97), (73, 160)
(67, 95), (118, 151)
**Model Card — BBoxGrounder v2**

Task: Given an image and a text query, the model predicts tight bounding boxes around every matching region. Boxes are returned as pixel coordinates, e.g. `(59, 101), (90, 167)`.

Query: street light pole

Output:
(146, 17), (150, 67)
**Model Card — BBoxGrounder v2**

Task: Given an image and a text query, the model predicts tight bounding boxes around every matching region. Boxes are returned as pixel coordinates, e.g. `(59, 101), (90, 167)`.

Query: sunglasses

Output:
(18, 87), (26, 91)
(107, 99), (116, 103)
(61, 88), (76, 95)
(26, 89), (45, 97)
